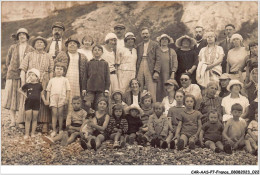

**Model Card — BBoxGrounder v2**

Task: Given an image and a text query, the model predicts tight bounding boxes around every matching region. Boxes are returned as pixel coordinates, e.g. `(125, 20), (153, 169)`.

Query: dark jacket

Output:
(83, 59), (110, 92)
(193, 39), (208, 56)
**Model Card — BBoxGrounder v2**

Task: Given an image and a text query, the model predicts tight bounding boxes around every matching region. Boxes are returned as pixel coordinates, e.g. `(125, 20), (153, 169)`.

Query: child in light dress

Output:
(46, 63), (71, 137)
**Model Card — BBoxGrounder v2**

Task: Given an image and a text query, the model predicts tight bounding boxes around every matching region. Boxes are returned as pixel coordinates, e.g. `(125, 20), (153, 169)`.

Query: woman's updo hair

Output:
(129, 78), (141, 88)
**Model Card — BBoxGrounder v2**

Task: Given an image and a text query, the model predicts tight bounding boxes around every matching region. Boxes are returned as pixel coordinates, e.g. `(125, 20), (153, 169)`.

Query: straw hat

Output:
(175, 35), (196, 49)
(125, 104), (144, 115)
(226, 79), (243, 92)
(156, 34), (174, 44)
(32, 36), (47, 49)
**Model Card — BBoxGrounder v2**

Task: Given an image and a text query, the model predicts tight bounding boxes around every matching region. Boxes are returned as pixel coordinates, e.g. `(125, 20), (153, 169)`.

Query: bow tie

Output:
(53, 39), (61, 41)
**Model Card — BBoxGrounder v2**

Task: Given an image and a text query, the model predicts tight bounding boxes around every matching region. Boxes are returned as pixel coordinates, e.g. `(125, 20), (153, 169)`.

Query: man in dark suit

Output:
(136, 27), (161, 102)
(45, 22), (66, 59)
(193, 26), (207, 56)
(218, 24), (235, 73)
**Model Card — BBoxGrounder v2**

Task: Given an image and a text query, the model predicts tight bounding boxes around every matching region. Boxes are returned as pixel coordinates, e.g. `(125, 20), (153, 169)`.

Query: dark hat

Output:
(65, 36), (80, 48)
(32, 36), (47, 49)
(52, 22), (65, 31)
(114, 24), (126, 30)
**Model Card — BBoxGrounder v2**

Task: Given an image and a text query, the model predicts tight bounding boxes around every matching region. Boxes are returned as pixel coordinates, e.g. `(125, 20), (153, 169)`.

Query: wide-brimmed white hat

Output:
(226, 79), (243, 92)
(156, 34), (174, 44)
(175, 35), (196, 49)
(125, 104), (144, 115)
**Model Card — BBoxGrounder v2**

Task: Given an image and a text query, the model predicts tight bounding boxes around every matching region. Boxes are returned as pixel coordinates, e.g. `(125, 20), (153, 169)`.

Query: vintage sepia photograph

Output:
(1, 0), (258, 170)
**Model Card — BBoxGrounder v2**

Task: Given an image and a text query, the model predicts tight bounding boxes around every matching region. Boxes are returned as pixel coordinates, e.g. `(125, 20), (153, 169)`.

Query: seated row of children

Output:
(20, 68), (257, 155)
(42, 91), (258, 156)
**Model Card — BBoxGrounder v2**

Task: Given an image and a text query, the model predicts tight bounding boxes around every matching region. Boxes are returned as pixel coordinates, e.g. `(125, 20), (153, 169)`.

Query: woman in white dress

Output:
(102, 33), (119, 94)
(117, 32), (137, 93)
(196, 31), (224, 90)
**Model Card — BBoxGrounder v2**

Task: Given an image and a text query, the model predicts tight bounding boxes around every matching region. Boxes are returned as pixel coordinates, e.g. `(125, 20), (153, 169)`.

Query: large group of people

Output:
(3, 22), (258, 157)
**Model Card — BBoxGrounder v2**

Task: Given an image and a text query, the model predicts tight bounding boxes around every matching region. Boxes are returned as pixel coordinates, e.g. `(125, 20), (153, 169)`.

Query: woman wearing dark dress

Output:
(175, 35), (198, 86)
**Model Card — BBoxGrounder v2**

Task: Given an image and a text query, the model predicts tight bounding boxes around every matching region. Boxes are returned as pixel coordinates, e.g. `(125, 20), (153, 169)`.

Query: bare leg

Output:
(52, 132), (64, 142)
(96, 134), (105, 149)
(67, 132), (80, 145)
(114, 132), (121, 142)
(58, 106), (64, 133)
(216, 141), (224, 151)
(31, 110), (39, 136)
(10, 110), (16, 126)
(51, 107), (58, 133)
(249, 138), (258, 151)
(245, 140), (253, 153)
(166, 133), (173, 144)
(25, 110), (32, 137)
(205, 140), (216, 151)
(180, 134), (188, 147)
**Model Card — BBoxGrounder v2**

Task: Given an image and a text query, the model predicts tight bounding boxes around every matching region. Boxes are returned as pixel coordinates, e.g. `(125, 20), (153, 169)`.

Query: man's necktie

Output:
(55, 40), (59, 57)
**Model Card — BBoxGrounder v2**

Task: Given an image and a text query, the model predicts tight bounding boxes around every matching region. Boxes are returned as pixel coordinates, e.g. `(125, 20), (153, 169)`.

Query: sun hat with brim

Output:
(175, 35), (196, 49)
(231, 34), (243, 42)
(124, 32), (136, 42)
(156, 34), (174, 44)
(164, 79), (179, 89)
(226, 79), (243, 92)
(105, 33), (117, 42)
(125, 104), (144, 115)
(111, 90), (124, 100)
(52, 22), (65, 31)
(65, 36), (80, 48)
(16, 28), (29, 40)
(114, 24), (126, 30)
(32, 36), (48, 49)
(27, 68), (40, 79)
(219, 73), (231, 80)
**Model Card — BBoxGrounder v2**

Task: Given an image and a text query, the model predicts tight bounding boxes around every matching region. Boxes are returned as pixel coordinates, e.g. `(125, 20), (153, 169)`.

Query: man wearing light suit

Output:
(136, 27), (161, 102)
(219, 24), (235, 73)
(45, 22), (66, 59)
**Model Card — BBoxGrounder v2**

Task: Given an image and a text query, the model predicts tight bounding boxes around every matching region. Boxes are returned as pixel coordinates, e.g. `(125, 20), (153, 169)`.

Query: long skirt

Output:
(2, 79), (20, 111)
(38, 90), (51, 123)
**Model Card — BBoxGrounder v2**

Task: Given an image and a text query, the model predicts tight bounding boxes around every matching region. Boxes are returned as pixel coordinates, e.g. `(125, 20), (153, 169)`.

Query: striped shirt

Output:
(107, 116), (128, 134)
